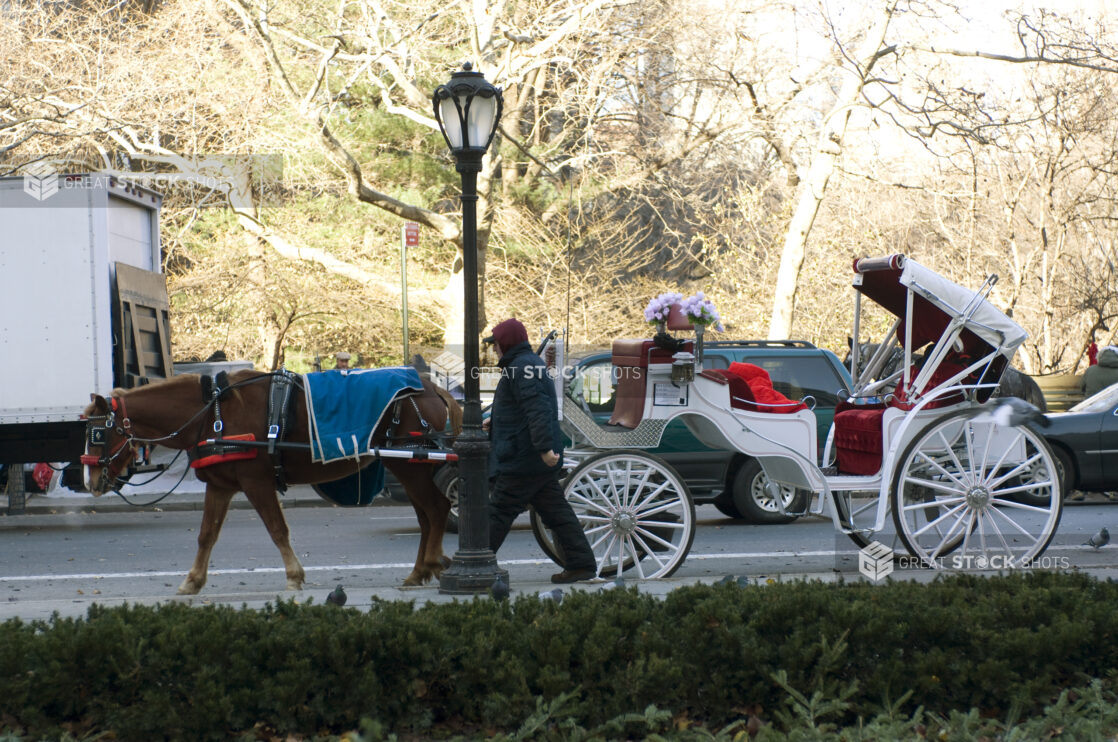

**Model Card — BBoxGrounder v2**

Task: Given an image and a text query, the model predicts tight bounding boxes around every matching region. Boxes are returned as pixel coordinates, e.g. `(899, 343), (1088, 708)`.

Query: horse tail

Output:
(442, 385), (463, 435)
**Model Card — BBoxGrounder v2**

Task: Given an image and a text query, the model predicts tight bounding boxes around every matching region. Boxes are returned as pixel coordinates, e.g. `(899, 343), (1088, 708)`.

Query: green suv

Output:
(567, 340), (853, 523)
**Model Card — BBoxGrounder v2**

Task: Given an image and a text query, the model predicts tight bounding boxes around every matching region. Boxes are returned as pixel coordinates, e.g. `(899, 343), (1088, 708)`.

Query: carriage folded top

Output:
(853, 254), (1026, 359)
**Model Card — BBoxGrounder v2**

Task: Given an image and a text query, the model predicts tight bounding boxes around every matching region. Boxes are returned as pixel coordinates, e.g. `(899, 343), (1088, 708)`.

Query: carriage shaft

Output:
(200, 438), (458, 462)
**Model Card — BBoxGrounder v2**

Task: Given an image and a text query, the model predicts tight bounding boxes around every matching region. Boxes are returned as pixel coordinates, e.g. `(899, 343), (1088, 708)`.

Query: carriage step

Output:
(821, 466), (838, 476)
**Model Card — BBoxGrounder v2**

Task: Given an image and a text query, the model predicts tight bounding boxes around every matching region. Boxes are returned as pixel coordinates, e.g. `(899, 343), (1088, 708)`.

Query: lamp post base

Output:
(438, 551), (507, 594)
(437, 424), (502, 595)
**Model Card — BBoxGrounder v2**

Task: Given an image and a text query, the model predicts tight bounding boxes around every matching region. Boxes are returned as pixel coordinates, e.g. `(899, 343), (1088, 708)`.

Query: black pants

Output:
(488, 471), (596, 571)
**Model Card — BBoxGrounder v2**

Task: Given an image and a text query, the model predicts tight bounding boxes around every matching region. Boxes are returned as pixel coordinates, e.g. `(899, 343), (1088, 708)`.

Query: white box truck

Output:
(0, 173), (168, 511)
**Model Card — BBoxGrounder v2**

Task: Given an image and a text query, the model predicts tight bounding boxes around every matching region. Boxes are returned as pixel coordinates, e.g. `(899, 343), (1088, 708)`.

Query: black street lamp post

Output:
(433, 62), (504, 594)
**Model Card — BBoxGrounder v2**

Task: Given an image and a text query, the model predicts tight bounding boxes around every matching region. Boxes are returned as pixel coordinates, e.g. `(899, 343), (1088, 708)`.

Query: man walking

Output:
(484, 318), (597, 583)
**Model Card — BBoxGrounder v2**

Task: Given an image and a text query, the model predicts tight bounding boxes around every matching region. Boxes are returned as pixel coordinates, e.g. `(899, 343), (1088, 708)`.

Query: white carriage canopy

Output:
(854, 255), (1025, 354)
(849, 254), (1024, 402)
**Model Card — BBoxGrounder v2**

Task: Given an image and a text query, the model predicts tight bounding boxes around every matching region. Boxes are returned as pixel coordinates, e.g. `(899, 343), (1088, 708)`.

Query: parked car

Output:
(423, 339), (853, 530)
(1032, 381), (1118, 498)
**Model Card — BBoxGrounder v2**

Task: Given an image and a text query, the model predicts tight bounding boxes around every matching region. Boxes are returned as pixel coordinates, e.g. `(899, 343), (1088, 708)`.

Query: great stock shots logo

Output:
(858, 541), (894, 582)
(22, 163), (60, 201)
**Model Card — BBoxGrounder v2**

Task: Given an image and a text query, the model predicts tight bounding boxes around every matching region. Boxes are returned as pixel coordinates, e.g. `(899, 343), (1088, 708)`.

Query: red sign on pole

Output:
(403, 222), (420, 247)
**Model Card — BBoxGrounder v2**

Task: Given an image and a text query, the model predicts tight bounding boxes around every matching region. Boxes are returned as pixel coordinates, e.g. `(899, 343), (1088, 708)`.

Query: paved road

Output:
(2, 488), (1116, 621)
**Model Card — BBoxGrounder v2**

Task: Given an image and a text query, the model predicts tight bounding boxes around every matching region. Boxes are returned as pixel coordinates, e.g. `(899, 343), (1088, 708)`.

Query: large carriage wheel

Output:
(530, 451), (696, 579)
(891, 410), (1062, 569)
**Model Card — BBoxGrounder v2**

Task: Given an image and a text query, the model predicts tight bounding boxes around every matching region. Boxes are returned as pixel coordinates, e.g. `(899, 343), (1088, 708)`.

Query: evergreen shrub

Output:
(0, 572), (1115, 739)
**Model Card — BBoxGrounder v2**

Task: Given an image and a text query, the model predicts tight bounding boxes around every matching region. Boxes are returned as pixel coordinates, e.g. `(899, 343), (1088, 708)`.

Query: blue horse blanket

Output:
(304, 367), (425, 464)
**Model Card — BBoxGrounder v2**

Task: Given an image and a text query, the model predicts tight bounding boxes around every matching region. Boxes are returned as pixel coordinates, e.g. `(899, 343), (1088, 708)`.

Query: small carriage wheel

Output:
(530, 451), (696, 579)
(832, 490), (907, 557)
(891, 409), (1063, 569)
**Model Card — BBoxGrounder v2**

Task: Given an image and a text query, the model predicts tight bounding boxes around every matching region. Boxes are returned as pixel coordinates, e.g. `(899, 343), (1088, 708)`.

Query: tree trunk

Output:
(767, 0), (899, 339)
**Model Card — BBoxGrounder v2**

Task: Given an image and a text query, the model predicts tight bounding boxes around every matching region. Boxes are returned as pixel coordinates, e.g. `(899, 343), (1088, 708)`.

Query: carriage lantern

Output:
(671, 351), (696, 384)
(433, 63), (505, 594)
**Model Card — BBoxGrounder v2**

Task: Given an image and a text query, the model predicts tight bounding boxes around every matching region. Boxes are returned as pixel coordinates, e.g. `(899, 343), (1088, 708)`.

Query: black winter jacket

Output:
(488, 341), (564, 477)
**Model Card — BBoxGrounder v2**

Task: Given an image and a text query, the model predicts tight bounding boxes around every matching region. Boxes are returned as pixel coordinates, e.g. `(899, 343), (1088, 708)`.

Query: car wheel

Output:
(433, 465), (460, 534)
(1052, 446), (1074, 500)
(730, 459), (805, 524)
(712, 496), (744, 519)
(1001, 440), (1073, 507)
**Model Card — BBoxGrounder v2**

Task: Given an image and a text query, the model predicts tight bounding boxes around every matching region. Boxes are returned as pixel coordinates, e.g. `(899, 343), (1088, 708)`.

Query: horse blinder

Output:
(81, 399), (136, 488)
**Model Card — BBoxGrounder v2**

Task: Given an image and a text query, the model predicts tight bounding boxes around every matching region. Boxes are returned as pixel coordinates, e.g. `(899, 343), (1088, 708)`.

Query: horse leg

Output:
(393, 466), (451, 586)
(178, 485), (235, 595)
(242, 480), (306, 591)
(404, 501), (433, 586)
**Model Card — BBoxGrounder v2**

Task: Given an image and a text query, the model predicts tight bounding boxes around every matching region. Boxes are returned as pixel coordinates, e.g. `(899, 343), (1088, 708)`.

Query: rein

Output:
(82, 373), (284, 495)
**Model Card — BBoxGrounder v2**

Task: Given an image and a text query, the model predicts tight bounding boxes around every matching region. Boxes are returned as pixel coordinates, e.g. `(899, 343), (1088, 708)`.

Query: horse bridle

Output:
(81, 396), (139, 492)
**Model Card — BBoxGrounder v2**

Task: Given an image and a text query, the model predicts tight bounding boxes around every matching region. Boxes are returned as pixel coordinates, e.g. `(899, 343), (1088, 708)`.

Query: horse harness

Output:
(193, 370), (298, 492)
(193, 370), (452, 489)
(81, 395), (139, 491)
(85, 370), (453, 494)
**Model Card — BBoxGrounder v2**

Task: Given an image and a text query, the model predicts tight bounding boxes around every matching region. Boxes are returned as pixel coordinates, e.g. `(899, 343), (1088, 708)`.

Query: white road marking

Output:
(0, 545), (1094, 584)
(0, 552), (807, 582)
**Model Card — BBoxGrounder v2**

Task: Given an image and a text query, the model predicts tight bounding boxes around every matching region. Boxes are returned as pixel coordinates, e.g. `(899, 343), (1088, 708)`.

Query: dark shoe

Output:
(551, 567), (596, 584)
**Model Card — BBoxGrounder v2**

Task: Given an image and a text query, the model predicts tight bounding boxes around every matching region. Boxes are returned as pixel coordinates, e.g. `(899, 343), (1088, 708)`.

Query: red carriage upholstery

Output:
(832, 355), (975, 475)
(891, 359), (971, 410)
(608, 337), (694, 428)
(723, 362), (807, 413)
(666, 303), (694, 332)
(833, 403), (887, 475)
(702, 369), (755, 410)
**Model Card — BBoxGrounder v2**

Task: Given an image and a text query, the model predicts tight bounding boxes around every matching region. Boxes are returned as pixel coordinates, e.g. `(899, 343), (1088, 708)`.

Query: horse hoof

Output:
(403, 571), (431, 587)
(176, 581), (201, 595)
(440, 555), (452, 570)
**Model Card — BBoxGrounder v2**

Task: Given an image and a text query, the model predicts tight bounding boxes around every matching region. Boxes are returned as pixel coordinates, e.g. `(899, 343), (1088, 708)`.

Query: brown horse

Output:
(81, 369), (461, 594)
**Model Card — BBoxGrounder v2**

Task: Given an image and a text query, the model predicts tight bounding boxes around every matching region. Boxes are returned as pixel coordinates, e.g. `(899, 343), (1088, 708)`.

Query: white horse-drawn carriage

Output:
(533, 254), (1063, 579)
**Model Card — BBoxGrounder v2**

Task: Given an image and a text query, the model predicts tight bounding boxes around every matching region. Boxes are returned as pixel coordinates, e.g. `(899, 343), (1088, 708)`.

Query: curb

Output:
(1, 486), (403, 516)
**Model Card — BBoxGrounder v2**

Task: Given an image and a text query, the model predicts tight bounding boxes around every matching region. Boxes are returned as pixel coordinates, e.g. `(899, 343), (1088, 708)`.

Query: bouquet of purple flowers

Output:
(643, 292), (683, 324)
(680, 291), (724, 332)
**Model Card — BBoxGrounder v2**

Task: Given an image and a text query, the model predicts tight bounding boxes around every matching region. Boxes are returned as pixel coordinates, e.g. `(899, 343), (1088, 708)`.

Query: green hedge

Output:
(1, 571), (1116, 739)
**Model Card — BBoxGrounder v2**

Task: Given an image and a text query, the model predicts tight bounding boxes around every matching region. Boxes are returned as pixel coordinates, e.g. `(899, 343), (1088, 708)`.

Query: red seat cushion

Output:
(833, 407), (885, 475)
(705, 369), (756, 410)
(725, 362), (807, 413)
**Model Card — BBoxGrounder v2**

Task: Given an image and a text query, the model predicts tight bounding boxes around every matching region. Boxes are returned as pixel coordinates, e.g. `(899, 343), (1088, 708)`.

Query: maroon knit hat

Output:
(484, 318), (529, 350)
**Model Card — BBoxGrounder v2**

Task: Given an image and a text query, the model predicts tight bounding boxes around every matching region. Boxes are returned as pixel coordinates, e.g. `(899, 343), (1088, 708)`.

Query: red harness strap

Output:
(190, 433), (258, 469)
